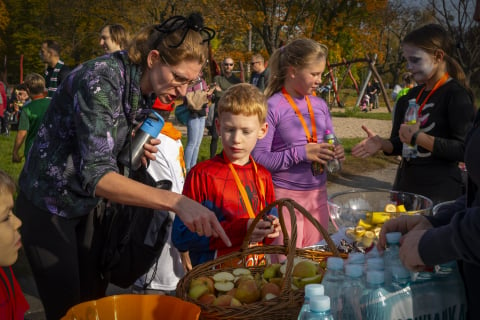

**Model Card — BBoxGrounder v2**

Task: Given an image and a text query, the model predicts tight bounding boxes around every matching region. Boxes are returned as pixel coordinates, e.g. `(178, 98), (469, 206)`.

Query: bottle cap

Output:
(386, 232), (402, 244)
(326, 257), (344, 270)
(305, 284), (324, 298)
(309, 295), (330, 312)
(366, 270), (385, 284)
(345, 264), (363, 278)
(140, 110), (165, 137)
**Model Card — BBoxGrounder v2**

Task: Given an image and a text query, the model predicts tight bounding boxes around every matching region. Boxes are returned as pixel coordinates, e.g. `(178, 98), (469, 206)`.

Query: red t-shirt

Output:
(0, 267), (29, 320)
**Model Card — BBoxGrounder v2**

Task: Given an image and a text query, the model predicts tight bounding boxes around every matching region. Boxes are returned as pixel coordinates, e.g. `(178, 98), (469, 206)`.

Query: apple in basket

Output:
(213, 294), (242, 306)
(190, 276), (215, 294)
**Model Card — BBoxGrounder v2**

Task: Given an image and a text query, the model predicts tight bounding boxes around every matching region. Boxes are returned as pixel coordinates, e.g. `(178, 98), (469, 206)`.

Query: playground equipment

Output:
(321, 54), (392, 113)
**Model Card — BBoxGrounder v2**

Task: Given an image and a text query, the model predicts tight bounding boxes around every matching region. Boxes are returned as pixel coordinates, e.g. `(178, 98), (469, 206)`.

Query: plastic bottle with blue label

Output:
(119, 110), (165, 170)
(340, 264), (364, 320)
(304, 295), (334, 320)
(298, 284), (325, 320)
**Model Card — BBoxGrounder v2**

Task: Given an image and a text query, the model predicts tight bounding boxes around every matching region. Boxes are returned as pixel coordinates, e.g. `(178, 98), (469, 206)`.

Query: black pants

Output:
(209, 112), (219, 158)
(16, 192), (108, 320)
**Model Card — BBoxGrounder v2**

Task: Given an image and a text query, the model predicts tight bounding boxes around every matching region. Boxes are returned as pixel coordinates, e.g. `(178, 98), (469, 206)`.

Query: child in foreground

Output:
(172, 83), (280, 267)
(0, 169), (29, 318)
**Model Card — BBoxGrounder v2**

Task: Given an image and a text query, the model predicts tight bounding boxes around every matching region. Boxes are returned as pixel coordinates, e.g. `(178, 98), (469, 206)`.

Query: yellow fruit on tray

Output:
(361, 231), (375, 247)
(396, 204), (407, 212)
(384, 203), (397, 213)
(357, 219), (372, 230)
(354, 225), (366, 237)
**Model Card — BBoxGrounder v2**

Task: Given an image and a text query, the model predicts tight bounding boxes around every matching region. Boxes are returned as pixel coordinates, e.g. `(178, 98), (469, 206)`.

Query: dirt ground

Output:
(331, 117), (393, 139)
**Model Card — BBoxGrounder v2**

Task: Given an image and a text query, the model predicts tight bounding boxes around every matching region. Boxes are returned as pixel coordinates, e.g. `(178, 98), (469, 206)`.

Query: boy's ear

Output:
(257, 122), (268, 139)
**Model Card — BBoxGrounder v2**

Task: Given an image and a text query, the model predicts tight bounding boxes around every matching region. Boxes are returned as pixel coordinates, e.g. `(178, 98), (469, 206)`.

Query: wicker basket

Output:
(176, 198), (346, 320)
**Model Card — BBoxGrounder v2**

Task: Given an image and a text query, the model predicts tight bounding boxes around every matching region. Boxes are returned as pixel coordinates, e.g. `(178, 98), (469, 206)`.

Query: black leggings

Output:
(209, 112), (219, 158)
(15, 192), (108, 320)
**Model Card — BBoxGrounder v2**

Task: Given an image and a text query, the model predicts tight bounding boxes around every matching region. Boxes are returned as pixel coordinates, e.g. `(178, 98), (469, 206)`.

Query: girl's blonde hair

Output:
(128, 13), (213, 69)
(265, 38), (328, 98)
(217, 83), (267, 124)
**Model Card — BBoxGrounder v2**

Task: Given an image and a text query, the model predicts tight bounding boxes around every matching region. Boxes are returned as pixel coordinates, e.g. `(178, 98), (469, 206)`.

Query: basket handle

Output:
(242, 198), (340, 257)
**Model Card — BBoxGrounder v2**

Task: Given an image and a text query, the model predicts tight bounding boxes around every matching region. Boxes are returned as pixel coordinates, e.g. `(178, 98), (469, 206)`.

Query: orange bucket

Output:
(61, 294), (201, 320)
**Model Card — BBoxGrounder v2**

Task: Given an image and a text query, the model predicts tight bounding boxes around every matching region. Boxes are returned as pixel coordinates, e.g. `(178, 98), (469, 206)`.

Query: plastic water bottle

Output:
(389, 266), (413, 318)
(346, 252), (365, 266)
(118, 110), (165, 170)
(304, 295), (334, 320)
(298, 284), (325, 320)
(324, 130), (341, 174)
(322, 257), (344, 318)
(383, 232), (402, 288)
(341, 264), (364, 320)
(365, 245), (381, 259)
(402, 99), (418, 159)
(360, 270), (391, 319)
(366, 257), (384, 272)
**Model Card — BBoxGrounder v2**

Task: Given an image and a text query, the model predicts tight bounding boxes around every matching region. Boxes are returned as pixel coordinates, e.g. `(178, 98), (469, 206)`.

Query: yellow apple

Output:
(190, 276), (215, 294)
(292, 260), (317, 278)
(235, 279), (261, 304)
(188, 284), (209, 300)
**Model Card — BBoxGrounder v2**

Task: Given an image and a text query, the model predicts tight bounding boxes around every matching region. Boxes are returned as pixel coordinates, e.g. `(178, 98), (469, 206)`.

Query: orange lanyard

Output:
(282, 87), (317, 143)
(224, 152), (265, 218)
(416, 73), (450, 116)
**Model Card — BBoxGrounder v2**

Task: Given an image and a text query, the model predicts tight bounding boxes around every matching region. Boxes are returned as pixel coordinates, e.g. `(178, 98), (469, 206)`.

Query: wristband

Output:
(410, 130), (421, 146)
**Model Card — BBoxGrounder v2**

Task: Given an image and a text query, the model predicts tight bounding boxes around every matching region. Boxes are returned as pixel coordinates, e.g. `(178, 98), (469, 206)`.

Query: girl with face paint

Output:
(352, 24), (475, 205)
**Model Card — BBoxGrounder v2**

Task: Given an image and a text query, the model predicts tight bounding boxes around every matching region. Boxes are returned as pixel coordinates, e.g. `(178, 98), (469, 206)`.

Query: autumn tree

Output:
(428, 0), (480, 89)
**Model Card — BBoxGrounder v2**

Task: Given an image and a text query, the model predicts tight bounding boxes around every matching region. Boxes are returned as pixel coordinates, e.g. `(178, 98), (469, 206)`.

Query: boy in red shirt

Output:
(172, 83), (280, 267)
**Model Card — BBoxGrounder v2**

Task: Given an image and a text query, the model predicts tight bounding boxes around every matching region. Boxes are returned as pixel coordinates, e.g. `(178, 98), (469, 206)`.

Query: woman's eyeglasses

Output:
(161, 55), (202, 87)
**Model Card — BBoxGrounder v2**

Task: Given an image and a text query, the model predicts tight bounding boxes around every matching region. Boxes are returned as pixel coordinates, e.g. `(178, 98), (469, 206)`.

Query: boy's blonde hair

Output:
(217, 83), (267, 124)
(24, 73), (46, 96)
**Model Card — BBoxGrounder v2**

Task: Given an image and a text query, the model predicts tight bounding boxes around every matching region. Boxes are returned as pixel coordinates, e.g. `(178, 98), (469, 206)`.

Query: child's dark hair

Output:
(402, 24), (474, 102)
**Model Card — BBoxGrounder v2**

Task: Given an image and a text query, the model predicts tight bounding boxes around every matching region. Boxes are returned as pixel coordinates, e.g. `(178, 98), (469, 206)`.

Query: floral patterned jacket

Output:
(19, 51), (146, 218)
